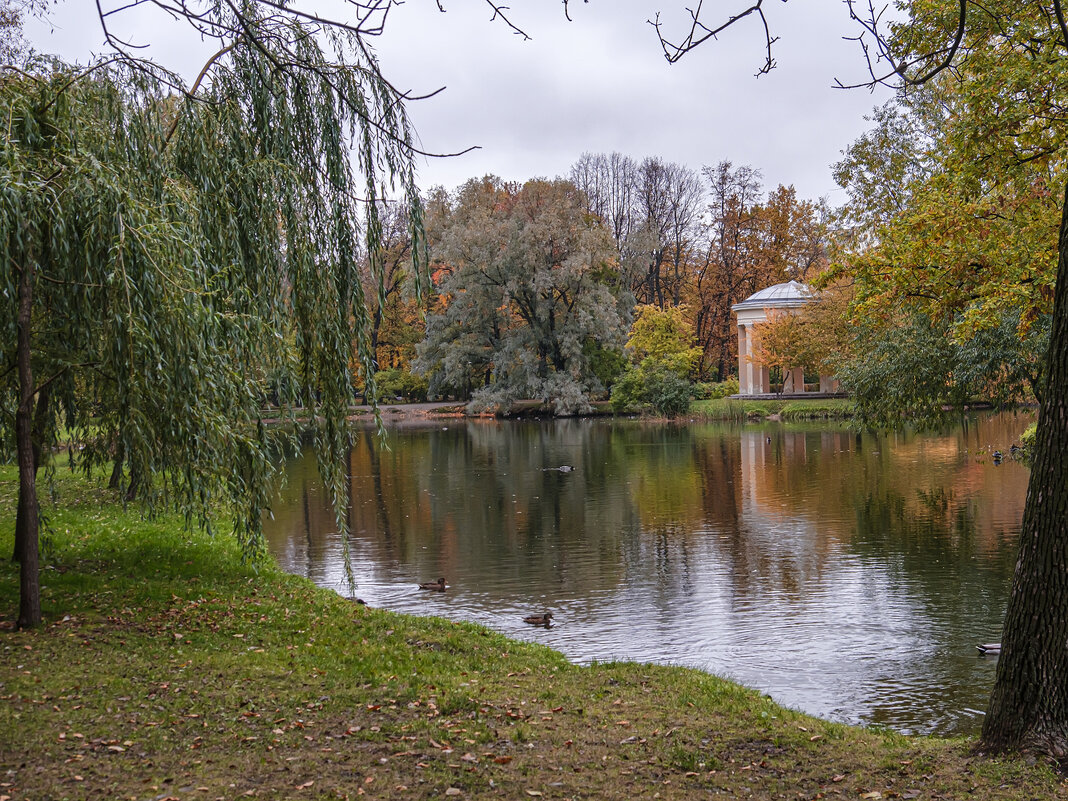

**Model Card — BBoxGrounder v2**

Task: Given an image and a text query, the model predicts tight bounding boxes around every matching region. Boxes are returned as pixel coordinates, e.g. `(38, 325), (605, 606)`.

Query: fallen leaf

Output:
(809, 734), (822, 742)
(295, 780), (314, 790)
(861, 793), (882, 799)
(445, 789), (461, 797)
(525, 792), (542, 797)
(832, 774), (845, 782)
(494, 756), (513, 764)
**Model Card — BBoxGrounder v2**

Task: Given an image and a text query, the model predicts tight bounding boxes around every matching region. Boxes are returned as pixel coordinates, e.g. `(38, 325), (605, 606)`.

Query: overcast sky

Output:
(25, 1), (894, 203)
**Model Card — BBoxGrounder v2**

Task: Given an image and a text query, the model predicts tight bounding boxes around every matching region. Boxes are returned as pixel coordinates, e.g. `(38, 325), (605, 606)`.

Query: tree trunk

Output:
(14, 381), (50, 562)
(980, 182), (1068, 756)
(14, 246), (41, 629)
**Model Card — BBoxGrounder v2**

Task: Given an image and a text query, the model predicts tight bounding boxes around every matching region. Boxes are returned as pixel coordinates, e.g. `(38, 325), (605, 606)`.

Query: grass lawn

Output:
(1, 466), (1064, 800)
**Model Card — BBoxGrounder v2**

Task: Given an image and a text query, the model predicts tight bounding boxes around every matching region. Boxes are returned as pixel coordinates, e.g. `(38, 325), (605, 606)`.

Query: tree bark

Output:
(14, 243), (41, 629)
(981, 182), (1068, 756)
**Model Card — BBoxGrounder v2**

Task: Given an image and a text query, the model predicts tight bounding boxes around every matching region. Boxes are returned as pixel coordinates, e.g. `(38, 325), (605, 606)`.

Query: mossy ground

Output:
(1, 466), (1065, 800)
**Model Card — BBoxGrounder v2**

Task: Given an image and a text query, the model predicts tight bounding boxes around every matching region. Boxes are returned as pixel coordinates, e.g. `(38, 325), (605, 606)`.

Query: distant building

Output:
(730, 280), (839, 397)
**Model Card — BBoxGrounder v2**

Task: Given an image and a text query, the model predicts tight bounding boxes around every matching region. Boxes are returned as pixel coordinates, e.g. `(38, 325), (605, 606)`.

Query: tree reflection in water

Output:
(263, 413), (1033, 736)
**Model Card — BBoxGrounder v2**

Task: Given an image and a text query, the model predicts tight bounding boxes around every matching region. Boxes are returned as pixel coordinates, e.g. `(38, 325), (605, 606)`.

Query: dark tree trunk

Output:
(109, 443), (124, 491)
(981, 182), (1068, 756)
(14, 247), (41, 629)
(14, 382), (50, 563)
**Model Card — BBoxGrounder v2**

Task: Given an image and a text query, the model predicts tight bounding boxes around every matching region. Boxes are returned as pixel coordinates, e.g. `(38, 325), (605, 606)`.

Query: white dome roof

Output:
(731, 280), (812, 312)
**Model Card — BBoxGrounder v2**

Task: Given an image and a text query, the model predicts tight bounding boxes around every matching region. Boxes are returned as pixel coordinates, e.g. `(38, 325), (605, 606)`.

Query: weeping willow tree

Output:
(1, 5), (427, 628)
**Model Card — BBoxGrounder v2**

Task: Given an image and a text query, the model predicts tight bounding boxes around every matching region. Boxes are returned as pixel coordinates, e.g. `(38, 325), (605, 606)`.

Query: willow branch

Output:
(164, 41), (237, 146)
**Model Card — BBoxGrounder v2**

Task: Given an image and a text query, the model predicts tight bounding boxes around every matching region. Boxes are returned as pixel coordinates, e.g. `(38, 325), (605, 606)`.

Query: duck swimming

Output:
(523, 612), (553, 627)
(419, 577), (447, 591)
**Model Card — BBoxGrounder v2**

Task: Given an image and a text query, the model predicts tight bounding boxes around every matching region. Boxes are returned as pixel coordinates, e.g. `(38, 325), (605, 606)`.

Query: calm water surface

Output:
(263, 412), (1033, 736)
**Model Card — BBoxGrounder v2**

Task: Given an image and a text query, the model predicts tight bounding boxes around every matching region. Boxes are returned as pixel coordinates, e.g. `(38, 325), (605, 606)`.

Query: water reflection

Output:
(263, 413), (1033, 736)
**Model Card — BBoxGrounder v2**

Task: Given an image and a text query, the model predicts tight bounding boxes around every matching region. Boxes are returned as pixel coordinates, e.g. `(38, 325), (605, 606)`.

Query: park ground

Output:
(1, 464), (1064, 801)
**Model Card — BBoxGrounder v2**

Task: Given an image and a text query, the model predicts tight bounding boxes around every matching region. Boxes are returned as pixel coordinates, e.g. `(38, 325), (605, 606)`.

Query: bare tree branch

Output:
(650, 0), (969, 90)
(650, 0), (778, 75)
(844, 0), (968, 88)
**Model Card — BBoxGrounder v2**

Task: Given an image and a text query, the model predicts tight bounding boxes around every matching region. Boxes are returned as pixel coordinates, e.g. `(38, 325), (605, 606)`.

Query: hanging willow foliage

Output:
(1, 5), (427, 627)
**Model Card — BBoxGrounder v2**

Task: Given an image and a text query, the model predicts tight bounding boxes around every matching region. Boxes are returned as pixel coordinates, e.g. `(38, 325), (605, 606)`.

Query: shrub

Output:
(704, 378), (739, 400)
(611, 362), (692, 417)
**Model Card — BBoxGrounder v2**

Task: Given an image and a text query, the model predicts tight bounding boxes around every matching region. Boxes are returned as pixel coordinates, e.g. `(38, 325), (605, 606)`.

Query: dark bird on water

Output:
(419, 577), (447, 592)
(523, 613), (553, 627)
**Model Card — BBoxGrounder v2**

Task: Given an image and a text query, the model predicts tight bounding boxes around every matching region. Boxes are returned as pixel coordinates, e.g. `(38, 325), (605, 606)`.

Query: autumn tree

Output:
(360, 201), (427, 375)
(756, 285), (854, 383)
(683, 162), (828, 380)
(414, 176), (625, 414)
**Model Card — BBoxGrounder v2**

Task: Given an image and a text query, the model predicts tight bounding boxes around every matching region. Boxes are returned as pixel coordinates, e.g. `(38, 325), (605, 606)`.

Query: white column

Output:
(748, 324), (769, 395)
(785, 367), (805, 394)
(737, 324), (749, 394)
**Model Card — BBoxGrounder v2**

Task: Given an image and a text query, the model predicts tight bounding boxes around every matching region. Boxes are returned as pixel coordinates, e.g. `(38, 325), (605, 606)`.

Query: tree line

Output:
(363, 156), (829, 412)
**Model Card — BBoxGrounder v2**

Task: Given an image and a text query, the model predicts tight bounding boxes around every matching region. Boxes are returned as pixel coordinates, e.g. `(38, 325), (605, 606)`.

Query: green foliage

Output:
(583, 339), (628, 396)
(611, 359), (693, 417)
(611, 304), (703, 417)
(832, 7), (1065, 341)
(626, 304), (701, 374)
(690, 398), (749, 421)
(779, 400), (854, 421)
(373, 369), (428, 403)
(1, 1), (427, 626)
(415, 177), (625, 415)
(838, 312), (1047, 428)
(694, 377), (740, 400)
(1021, 422), (1038, 453)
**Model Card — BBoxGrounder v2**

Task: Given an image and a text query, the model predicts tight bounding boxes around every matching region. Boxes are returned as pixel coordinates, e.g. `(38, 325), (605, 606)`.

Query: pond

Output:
(262, 411), (1034, 737)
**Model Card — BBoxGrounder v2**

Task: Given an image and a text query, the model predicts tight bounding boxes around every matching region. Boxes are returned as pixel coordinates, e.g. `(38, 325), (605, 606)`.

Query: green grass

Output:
(1, 466), (1065, 800)
(691, 397), (854, 422)
(780, 399), (855, 420)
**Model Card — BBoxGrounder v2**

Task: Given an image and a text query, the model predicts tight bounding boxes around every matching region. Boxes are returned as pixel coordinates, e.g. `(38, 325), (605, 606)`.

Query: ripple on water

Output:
(264, 413), (1028, 736)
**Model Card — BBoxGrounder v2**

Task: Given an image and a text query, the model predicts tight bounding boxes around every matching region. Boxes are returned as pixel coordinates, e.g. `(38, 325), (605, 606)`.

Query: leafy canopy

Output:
(415, 176), (625, 415)
(2, 4), (426, 570)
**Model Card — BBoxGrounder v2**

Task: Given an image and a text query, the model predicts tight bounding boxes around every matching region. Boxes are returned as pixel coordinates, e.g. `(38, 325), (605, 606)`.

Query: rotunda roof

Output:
(731, 280), (812, 312)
